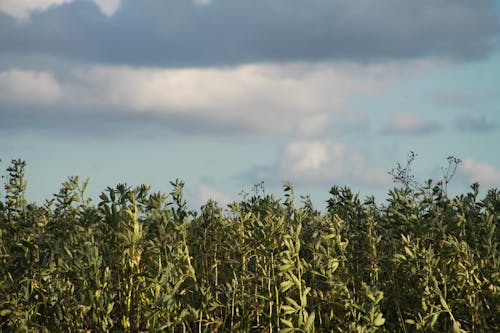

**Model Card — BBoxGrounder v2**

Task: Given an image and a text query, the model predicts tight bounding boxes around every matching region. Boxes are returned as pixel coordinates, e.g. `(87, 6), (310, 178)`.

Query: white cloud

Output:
(460, 159), (500, 187)
(0, 69), (62, 105)
(195, 185), (232, 208)
(66, 63), (347, 134)
(280, 140), (391, 188)
(0, 0), (120, 20)
(0, 59), (440, 135)
(0, 0), (72, 20)
(58, 60), (434, 134)
(92, 0), (120, 16)
(284, 141), (330, 173)
(382, 112), (440, 134)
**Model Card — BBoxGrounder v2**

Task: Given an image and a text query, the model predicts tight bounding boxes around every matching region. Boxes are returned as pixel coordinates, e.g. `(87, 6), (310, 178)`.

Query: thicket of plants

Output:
(0, 157), (498, 332)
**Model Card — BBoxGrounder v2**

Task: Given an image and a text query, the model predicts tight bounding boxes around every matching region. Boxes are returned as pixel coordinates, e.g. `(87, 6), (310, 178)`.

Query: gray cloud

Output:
(454, 115), (499, 133)
(0, 107), (253, 139)
(1, 0), (498, 67)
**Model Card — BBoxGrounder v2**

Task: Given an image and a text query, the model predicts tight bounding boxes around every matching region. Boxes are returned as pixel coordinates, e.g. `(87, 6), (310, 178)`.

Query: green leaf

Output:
(404, 246), (414, 258)
(453, 321), (466, 333)
(429, 312), (439, 327)
(321, 233), (336, 240)
(373, 314), (385, 326)
(279, 328), (295, 333)
(281, 305), (297, 315)
(286, 296), (301, 310)
(0, 309), (12, 316)
(304, 311), (315, 332)
(439, 296), (450, 311)
(394, 254), (407, 261)
(107, 302), (114, 315)
(280, 281), (295, 293)
(280, 318), (294, 328)
(330, 260), (339, 272)
(279, 264), (294, 272)
(289, 273), (301, 287)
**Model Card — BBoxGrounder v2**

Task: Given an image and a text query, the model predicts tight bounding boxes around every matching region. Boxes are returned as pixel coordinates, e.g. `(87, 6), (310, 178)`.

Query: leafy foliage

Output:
(0, 159), (498, 332)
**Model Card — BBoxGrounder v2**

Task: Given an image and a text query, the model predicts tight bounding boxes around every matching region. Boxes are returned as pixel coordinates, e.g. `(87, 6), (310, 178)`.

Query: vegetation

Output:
(0, 157), (498, 332)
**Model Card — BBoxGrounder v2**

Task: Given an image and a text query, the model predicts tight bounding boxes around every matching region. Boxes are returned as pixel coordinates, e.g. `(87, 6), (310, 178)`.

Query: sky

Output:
(1, 0), (500, 209)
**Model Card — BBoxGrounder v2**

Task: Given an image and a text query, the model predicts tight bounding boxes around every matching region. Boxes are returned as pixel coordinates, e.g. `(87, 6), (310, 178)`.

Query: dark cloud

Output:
(454, 115), (499, 133)
(1, 0), (499, 67)
(0, 108), (158, 139)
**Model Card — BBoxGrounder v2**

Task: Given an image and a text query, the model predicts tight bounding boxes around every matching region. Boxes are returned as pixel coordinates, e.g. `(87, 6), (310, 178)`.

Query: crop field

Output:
(0, 159), (498, 332)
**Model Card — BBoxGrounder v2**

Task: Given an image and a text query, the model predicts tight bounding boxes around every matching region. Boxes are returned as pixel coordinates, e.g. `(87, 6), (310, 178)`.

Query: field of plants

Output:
(0, 158), (498, 332)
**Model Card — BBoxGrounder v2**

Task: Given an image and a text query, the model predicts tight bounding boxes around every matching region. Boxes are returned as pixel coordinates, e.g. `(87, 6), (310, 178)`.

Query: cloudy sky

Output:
(1, 0), (499, 208)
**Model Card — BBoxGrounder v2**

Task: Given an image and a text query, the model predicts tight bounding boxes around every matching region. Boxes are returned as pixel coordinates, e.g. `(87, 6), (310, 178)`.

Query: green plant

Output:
(0, 158), (498, 332)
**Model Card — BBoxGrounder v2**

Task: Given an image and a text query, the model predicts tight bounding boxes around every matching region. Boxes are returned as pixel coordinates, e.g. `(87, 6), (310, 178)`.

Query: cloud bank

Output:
(1, 0), (498, 66)
(1, 0), (499, 199)
(0, 60), (435, 136)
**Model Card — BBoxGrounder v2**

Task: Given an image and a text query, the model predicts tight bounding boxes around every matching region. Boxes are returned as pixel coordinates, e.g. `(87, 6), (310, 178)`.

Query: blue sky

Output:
(1, 0), (499, 208)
